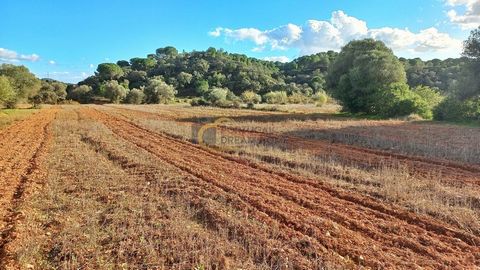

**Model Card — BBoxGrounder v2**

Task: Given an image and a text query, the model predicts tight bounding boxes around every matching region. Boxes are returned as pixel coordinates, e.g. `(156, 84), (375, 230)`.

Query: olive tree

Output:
(144, 78), (176, 104)
(125, 88), (145, 104)
(104, 80), (128, 103)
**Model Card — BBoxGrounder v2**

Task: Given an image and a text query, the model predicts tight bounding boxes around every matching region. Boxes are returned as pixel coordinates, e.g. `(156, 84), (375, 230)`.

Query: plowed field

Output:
(0, 105), (478, 269)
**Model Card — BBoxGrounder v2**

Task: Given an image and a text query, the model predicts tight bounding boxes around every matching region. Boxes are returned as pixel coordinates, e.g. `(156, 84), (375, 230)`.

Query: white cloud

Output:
(208, 27), (223, 37)
(210, 10), (463, 59)
(263, 56), (290, 63)
(446, 0), (480, 29)
(48, 60), (56, 65)
(89, 64), (94, 68)
(0, 48), (40, 62)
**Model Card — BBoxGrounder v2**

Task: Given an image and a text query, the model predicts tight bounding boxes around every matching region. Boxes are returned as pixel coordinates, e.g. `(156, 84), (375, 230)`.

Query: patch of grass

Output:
(0, 109), (38, 129)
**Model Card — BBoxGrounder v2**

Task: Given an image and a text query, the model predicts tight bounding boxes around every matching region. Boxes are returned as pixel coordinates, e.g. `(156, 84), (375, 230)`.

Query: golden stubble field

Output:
(0, 104), (479, 269)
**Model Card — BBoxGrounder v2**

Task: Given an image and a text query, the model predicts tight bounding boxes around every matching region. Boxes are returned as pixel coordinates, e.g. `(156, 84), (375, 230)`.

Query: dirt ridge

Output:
(83, 107), (480, 269)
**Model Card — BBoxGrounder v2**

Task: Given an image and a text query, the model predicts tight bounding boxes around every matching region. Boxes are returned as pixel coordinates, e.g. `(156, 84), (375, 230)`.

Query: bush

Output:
(31, 91), (58, 106)
(288, 92), (309, 104)
(312, 91), (328, 107)
(68, 85), (92, 103)
(190, 97), (211, 106)
(104, 80), (128, 103)
(241, 91), (261, 105)
(125, 88), (145, 104)
(375, 83), (438, 119)
(433, 97), (480, 121)
(0, 76), (15, 107)
(263, 91), (288, 104)
(144, 78), (177, 104)
(206, 87), (228, 105)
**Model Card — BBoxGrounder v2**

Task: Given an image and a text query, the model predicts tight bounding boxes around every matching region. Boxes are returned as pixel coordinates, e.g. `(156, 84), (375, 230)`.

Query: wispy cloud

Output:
(0, 48), (40, 63)
(209, 10), (462, 58)
(446, 0), (480, 30)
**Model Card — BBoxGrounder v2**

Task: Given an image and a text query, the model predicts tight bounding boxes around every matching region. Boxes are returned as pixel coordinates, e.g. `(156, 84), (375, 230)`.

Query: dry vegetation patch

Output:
(2, 105), (479, 269)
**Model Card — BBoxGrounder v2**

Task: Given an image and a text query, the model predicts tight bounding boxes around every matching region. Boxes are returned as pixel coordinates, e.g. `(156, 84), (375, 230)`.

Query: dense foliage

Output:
(2, 33), (479, 122)
(71, 47), (337, 106)
(0, 64), (41, 108)
(68, 42), (467, 119)
(433, 27), (480, 121)
(326, 39), (443, 118)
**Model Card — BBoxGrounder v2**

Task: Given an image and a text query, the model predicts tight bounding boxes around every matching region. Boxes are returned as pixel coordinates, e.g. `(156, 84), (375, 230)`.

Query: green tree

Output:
(177, 72), (193, 88)
(130, 57), (157, 71)
(0, 64), (41, 107)
(144, 78), (176, 104)
(97, 63), (124, 80)
(0, 76), (14, 106)
(69, 85), (92, 103)
(206, 87), (228, 105)
(104, 80), (128, 103)
(125, 88), (145, 104)
(456, 27), (480, 100)
(156, 46), (178, 58)
(30, 80), (67, 105)
(194, 79), (209, 95)
(327, 39), (407, 115)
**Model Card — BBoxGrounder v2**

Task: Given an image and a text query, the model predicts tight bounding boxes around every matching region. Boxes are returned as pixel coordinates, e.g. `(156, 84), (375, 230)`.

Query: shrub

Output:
(263, 91), (288, 104)
(144, 78), (177, 104)
(125, 88), (145, 104)
(288, 92), (309, 104)
(104, 80), (128, 103)
(206, 87), (228, 105)
(433, 97), (480, 121)
(312, 91), (328, 107)
(68, 85), (92, 103)
(241, 91), (261, 105)
(0, 76), (15, 107)
(31, 91), (58, 106)
(375, 83), (437, 119)
(190, 97), (211, 106)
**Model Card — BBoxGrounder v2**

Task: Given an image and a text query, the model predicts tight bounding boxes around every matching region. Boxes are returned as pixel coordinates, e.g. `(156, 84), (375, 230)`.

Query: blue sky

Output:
(1, 0), (478, 83)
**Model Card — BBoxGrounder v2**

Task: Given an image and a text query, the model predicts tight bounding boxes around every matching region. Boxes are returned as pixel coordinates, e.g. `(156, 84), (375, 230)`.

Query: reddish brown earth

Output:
(0, 109), (57, 266)
(82, 107), (480, 269)
(109, 106), (480, 187)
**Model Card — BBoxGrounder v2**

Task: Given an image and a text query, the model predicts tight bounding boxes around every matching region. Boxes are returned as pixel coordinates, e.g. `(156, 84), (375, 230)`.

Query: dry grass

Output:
(5, 104), (480, 269)
(0, 108), (38, 129)
(225, 118), (480, 164)
(101, 104), (480, 234)
(10, 107), (331, 269)
(108, 104), (480, 164)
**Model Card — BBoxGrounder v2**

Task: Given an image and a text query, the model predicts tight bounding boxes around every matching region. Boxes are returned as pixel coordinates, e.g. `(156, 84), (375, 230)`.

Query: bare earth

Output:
(0, 105), (479, 269)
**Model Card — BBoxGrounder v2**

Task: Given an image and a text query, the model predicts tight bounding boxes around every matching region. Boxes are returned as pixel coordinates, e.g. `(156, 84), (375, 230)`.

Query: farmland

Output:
(0, 104), (479, 269)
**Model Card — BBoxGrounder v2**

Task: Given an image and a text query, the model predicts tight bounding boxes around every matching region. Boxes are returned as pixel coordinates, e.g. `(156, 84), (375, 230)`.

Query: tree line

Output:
(1, 28), (479, 121)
